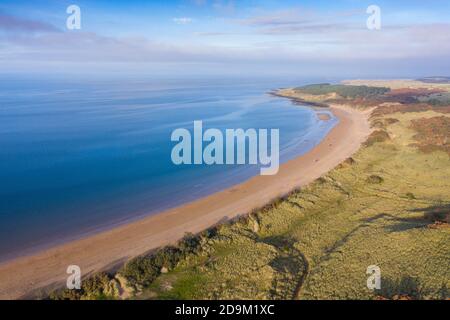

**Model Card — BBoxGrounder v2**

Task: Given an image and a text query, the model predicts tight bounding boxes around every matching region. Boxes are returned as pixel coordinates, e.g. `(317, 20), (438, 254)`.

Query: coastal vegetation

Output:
(49, 81), (450, 300)
(417, 77), (450, 84)
(293, 83), (390, 98)
(141, 106), (449, 300)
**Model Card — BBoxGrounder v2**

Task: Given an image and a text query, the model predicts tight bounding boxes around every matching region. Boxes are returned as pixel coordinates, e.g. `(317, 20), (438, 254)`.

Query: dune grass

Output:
(293, 84), (390, 98)
(48, 91), (450, 300)
(143, 110), (450, 300)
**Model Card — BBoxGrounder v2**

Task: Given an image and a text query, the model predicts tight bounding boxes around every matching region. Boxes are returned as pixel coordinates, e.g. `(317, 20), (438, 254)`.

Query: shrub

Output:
(410, 116), (450, 156)
(119, 256), (161, 288)
(424, 211), (450, 224)
(116, 233), (204, 293)
(378, 276), (422, 300)
(178, 232), (202, 256)
(201, 226), (218, 240)
(338, 157), (357, 170)
(294, 84), (390, 98)
(50, 289), (82, 300)
(316, 177), (327, 184)
(366, 175), (384, 184)
(406, 192), (416, 200)
(385, 118), (400, 125)
(82, 273), (112, 298)
(153, 246), (182, 270)
(49, 272), (113, 300)
(364, 130), (391, 147)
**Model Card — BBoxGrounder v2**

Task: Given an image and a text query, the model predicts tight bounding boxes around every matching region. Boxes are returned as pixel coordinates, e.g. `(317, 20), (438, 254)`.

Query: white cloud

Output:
(1, 8), (450, 77)
(172, 17), (194, 25)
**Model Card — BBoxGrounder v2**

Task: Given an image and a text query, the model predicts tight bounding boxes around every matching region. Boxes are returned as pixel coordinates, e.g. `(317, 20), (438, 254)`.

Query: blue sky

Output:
(1, 0), (450, 78)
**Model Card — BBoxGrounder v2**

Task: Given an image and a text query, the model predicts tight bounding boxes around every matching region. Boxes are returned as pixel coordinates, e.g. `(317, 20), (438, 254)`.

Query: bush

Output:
(364, 130), (391, 147)
(118, 233), (203, 291)
(179, 232), (202, 256)
(406, 192), (416, 200)
(294, 84), (390, 98)
(49, 272), (113, 300)
(153, 246), (182, 270)
(366, 175), (384, 184)
(316, 177), (327, 184)
(424, 211), (450, 224)
(49, 289), (82, 300)
(338, 157), (357, 170)
(119, 256), (161, 288)
(82, 273), (112, 298)
(385, 118), (400, 125)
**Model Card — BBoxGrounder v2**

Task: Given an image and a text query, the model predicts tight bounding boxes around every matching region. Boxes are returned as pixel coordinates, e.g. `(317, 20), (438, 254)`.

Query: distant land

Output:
(417, 77), (450, 84)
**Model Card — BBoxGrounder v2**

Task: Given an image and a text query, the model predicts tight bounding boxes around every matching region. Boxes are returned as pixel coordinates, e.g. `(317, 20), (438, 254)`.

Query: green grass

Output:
(49, 106), (449, 301)
(147, 110), (450, 300)
(293, 84), (390, 98)
(144, 270), (209, 300)
(418, 92), (450, 106)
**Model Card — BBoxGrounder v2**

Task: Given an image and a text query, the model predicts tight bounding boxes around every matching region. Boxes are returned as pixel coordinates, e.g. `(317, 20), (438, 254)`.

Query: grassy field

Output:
(292, 83), (390, 98)
(134, 107), (449, 300)
(50, 81), (450, 300)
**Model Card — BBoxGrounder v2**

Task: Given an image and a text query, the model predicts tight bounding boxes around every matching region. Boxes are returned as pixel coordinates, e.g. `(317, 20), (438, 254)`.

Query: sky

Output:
(1, 0), (450, 78)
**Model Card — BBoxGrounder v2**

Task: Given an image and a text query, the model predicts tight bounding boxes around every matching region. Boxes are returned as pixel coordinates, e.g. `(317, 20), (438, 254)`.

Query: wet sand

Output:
(0, 104), (372, 299)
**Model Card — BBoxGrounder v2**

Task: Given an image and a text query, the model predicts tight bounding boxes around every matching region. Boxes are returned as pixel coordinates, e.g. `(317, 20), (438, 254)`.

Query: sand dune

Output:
(0, 104), (372, 299)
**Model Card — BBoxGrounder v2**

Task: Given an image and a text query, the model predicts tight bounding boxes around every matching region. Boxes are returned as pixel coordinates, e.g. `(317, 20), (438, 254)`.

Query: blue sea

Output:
(0, 76), (338, 262)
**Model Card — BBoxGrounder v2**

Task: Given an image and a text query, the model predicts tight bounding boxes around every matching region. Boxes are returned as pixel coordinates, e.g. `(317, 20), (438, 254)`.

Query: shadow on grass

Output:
(363, 213), (426, 232)
(258, 235), (297, 248)
(377, 275), (449, 300)
(257, 235), (309, 300)
(361, 204), (450, 233)
(409, 204), (450, 224)
(377, 276), (422, 299)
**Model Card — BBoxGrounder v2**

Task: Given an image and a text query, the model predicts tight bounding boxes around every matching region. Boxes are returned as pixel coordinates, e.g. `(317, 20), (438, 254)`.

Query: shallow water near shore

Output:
(0, 77), (337, 262)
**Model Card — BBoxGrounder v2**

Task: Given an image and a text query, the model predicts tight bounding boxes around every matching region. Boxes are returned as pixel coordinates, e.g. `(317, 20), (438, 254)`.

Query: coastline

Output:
(0, 103), (373, 299)
(0, 90), (335, 264)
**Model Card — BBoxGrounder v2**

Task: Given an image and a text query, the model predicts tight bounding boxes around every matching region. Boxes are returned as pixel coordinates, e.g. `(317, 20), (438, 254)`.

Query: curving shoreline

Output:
(0, 102), (373, 299)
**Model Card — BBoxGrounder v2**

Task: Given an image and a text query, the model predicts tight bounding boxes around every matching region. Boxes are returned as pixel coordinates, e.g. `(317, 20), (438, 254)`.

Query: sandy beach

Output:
(0, 104), (372, 299)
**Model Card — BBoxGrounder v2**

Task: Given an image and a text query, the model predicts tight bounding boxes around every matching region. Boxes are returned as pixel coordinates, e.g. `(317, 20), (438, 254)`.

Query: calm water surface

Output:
(0, 77), (338, 261)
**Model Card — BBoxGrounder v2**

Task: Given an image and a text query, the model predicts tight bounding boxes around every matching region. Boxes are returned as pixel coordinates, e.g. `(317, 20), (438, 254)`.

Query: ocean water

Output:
(0, 77), (338, 262)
